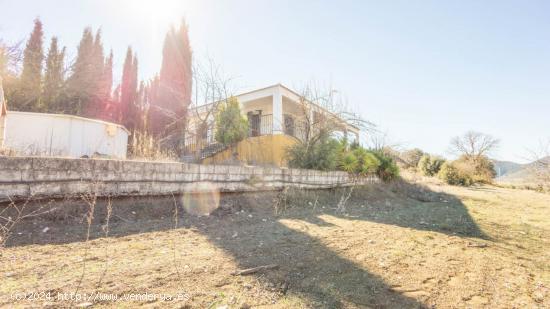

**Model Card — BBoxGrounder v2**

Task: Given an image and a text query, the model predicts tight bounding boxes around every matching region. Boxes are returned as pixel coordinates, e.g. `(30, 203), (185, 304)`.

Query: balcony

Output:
(248, 114), (307, 141)
(248, 114), (274, 137)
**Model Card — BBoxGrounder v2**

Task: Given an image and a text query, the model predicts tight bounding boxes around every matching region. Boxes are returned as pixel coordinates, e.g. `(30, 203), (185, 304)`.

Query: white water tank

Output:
(3, 111), (129, 158)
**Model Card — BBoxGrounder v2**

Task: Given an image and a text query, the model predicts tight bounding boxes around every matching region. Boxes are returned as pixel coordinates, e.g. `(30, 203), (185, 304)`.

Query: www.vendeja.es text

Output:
(11, 291), (190, 302)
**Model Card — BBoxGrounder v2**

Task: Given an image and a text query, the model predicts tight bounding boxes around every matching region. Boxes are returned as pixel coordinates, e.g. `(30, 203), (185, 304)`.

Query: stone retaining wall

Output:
(0, 157), (379, 201)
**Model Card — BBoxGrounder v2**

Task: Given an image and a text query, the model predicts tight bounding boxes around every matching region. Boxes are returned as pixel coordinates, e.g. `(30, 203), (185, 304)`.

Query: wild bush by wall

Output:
(418, 154), (446, 176)
(286, 136), (399, 182)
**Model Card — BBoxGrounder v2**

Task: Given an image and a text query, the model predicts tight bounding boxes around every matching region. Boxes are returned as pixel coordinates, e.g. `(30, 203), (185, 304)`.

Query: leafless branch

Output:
(449, 131), (500, 161)
(182, 56), (236, 158)
(527, 139), (550, 186)
(0, 196), (54, 247)
(293, 81), (374, 146)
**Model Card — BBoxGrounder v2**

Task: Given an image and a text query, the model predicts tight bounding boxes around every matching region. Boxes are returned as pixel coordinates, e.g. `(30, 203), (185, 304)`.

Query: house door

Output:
(284, 114), (295, 137)
(248, 112), (261, 137)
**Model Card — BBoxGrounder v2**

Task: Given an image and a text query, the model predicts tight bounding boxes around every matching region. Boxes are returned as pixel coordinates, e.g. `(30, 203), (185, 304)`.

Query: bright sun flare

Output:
(119, 0), (187, 25)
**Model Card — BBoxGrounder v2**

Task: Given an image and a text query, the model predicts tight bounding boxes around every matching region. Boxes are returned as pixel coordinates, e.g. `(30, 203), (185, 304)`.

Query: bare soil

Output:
(1, 178), (549, 308)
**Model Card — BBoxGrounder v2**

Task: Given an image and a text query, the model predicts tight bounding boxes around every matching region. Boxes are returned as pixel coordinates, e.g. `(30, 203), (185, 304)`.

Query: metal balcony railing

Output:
(183, 113), (310, 161)
(248, 114), (273, 137)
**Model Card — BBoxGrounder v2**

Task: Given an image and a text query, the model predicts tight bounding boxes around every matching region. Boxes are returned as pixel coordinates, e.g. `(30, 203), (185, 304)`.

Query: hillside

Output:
(493, 160), (524, 177)
(496, 157), (549, 184)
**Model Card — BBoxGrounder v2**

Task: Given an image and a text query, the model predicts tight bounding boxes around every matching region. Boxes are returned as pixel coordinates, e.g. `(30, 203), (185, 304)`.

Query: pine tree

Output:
(149, 19), (192, 152)
(16, 18), (44, 111)
(43, 37), (66, 112)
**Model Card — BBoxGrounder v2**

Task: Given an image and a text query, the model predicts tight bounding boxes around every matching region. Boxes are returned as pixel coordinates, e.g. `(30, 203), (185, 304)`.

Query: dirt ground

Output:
(1, 178), (549, 308)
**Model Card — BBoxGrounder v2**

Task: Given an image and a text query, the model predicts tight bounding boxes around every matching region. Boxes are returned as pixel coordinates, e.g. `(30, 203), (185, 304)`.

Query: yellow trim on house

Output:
(202, 134), (297, 167)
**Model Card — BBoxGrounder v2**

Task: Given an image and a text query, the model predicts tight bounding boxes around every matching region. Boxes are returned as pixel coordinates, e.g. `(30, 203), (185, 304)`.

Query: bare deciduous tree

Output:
(0, 40), (23, 75)
(449, 131), (500, 161)
(183, 56), (236, 159)
(0, 40), (23, 103)
(294, 82), (373, 145)
(528, 139), (550, 187)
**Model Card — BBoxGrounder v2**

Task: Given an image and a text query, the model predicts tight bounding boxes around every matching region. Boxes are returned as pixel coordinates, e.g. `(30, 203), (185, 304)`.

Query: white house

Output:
(187, 83), (361, 142)
(185, 84), (361, 166)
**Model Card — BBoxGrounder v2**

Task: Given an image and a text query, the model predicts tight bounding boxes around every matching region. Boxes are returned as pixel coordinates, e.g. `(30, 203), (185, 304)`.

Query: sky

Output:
(1, 0), (549, 162)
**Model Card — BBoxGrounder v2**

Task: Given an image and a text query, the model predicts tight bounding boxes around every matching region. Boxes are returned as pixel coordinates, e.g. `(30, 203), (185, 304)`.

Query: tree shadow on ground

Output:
(183, 206), (426, 307)
(281, 180), (487, 239)
(175, 180), (486, 307)
(3, 178), (486, 307)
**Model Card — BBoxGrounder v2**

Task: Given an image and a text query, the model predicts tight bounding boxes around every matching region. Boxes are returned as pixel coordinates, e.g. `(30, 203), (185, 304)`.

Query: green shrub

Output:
(438, 162), (472, 186)
(339, 152), (359, 173)
(339, 148), (381, 175)
(371, 150), (400, 181)
(287, 130), (342, 171)
(418, 154), (445, 176)
(288, 136), (399, 181)
(214, 97), (249, 146)
(438, 155), (496, 186)
(361, 151), (382, 175)
(337, 147), (398, 181)
(453, 155), (496, 184)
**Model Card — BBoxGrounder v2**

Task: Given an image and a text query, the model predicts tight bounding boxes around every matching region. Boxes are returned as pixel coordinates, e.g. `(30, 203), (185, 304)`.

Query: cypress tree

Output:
(146, 75), (160, 133)
(110, 83), (121, 121)
(66, 27), (95, 115)
(91, 30), (105, 91)
(84, 29), (106, 117)
(17, 18), (44, 111)
(101, 50), (113, 101)
(150, 19), (192, 151)
(129, 54), (140, 130)
(43, 37), (66, 112)
(136, 81), (149, 132)
(119, 47), (138, 129)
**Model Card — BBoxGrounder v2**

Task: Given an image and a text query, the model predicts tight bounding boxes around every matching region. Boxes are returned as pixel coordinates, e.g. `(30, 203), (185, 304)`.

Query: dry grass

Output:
(0, 179), (549, 308)
(128, 131), (178, 162)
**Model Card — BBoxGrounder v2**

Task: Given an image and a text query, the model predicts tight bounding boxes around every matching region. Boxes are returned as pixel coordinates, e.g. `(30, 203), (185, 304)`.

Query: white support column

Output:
(272, 86), (284, 134)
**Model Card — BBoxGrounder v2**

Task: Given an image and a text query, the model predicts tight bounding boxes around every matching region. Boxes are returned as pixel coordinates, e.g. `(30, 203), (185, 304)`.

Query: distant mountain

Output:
(492, 160), (525, 178)
(495, 157), (549, 184)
